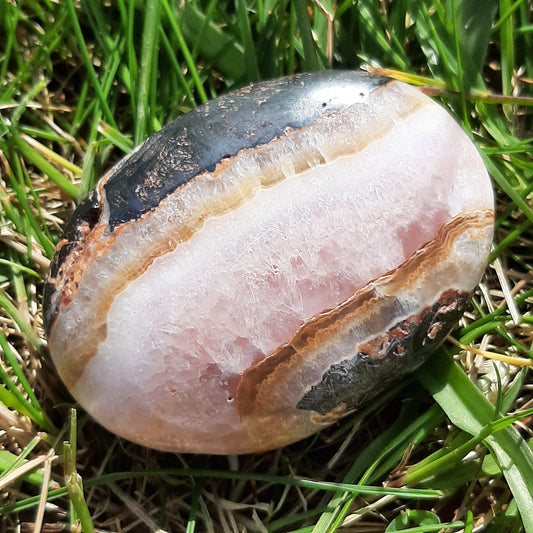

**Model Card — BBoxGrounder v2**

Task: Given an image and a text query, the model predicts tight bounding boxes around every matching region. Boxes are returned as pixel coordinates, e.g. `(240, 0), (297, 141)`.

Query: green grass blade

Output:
(0, 442), (48, 487)
(419, 350), (533, 532)
(64, 409), (95, 532)
(0, 292), (42, 350)
(451, 0), (498, 90)
(0, 332), (42, 410)
(237, 0), (260, 82)
(179, 2), (243, 88)
(312, 403), (445, 531)
(134, 0), (160, 144)
(482, 153), (533, 224)
(293, 0), (320, 71)
(0, 466), (443, 515)
(499, 0), (516, 97)
(65, 0), (117, 129)
(10, 132), (78, 200)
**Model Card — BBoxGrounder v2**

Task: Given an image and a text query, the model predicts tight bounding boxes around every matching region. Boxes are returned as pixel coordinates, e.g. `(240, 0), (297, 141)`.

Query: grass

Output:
(0, 0), (532, 531)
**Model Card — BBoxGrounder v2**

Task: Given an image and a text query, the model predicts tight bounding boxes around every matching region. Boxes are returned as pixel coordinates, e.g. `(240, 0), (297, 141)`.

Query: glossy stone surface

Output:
(44, 71), (494, 454)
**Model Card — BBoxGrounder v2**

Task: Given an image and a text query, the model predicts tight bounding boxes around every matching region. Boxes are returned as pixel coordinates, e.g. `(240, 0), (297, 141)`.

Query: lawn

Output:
(0, 1), (532, 532)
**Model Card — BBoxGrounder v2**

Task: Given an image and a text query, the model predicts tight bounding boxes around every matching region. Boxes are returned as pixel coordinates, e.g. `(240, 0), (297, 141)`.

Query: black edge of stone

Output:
(42, 188), (101, 334)
(102, 71), (390, 230)
(296, 293), (469, 416)
(42, 281), (58, 337)
(59, 188), (101, 251)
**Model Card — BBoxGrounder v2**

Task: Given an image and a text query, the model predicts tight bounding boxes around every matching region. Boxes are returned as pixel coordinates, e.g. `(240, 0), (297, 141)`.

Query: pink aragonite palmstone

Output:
(44, 72), (494, 454)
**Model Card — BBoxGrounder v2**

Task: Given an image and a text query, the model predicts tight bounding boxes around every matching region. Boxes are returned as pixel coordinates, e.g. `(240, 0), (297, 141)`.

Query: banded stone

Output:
(44, 71), (494, 454)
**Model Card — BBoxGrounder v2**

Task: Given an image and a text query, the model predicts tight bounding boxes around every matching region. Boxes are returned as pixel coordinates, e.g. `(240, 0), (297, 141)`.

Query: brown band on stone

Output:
(235, 210), (493, 419)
